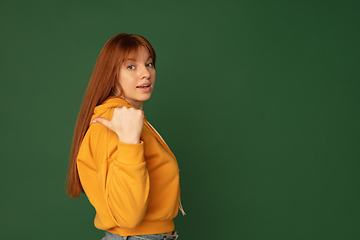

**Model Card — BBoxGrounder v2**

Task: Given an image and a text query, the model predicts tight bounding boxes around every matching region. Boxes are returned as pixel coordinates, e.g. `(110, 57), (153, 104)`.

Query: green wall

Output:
(1, 0), (359, 239)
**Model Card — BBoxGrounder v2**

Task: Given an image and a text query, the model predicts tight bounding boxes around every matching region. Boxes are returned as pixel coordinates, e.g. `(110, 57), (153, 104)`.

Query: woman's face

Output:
(118, 46), (156, 109)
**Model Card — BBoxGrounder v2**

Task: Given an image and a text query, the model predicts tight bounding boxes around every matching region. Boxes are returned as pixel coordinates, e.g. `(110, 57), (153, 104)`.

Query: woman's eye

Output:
(146, 62), (154, 68)
(127, 65), (135, 70)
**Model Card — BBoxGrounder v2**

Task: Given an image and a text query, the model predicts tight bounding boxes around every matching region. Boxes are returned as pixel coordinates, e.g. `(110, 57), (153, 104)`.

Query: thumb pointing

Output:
(92, 117), (110, 128)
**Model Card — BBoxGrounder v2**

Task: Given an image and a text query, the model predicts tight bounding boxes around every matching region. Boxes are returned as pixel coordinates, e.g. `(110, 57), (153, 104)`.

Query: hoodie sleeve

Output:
(77, 108), (150, 229)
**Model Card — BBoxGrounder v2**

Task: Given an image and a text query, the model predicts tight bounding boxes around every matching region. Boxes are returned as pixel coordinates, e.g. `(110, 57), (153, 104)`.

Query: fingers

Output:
(114, 106), (144, 119)
(92, 107), (144, 145)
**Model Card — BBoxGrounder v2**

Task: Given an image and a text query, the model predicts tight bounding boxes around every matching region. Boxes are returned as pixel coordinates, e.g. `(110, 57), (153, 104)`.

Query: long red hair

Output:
(66, 33), (156, 198)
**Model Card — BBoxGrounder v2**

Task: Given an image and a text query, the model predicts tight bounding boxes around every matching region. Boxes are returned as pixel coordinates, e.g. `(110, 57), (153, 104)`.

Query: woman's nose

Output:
(141, 66), (150, 78)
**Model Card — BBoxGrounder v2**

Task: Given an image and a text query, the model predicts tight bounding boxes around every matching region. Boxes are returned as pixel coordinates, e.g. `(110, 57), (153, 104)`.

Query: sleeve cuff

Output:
(116, 140), (145, 164)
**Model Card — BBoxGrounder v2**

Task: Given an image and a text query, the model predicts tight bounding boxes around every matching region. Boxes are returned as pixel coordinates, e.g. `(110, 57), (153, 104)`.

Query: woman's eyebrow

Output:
(124, 57), (152, 62)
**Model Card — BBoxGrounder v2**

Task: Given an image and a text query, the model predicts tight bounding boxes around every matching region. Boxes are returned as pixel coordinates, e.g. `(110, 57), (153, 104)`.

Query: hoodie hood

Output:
(91, 97), (134, 122)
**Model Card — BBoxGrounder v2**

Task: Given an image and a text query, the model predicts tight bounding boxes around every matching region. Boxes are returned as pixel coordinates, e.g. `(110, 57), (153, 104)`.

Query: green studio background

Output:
(0, 0), (359, 239)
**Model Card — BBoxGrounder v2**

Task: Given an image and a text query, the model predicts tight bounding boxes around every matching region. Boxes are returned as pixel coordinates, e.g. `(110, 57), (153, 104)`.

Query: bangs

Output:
(128, 34), (156, 66)
(121, 46), (140, 63)
(119, 35), (155, 65)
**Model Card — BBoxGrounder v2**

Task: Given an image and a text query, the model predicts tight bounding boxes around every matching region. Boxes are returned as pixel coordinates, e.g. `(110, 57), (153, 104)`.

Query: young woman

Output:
(66, 33), (185, 240)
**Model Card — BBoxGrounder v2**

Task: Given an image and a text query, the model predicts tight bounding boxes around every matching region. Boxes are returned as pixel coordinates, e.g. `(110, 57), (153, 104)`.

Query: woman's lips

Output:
(136, 84), (151, 92)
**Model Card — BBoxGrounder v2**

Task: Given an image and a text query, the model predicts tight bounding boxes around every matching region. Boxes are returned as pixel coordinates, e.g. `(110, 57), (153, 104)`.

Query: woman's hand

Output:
(92, 107), (144, 144)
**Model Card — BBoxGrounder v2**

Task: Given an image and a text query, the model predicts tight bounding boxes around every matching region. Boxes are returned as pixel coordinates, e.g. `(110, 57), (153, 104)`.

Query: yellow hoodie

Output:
(77, 97), (183, 236)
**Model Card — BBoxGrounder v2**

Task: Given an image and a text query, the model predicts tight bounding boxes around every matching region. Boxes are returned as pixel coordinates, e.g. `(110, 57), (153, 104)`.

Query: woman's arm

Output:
(77, 107), (150, 229)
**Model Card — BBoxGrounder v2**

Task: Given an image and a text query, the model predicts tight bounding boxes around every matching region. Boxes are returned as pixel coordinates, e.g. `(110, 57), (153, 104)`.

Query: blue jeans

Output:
(101, 231), (178, 240)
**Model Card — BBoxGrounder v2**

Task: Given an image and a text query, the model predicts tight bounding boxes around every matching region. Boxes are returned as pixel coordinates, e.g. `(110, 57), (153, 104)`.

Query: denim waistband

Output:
(102, 231), (178, 240)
